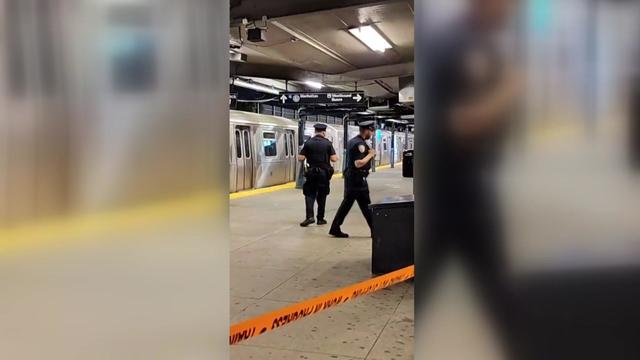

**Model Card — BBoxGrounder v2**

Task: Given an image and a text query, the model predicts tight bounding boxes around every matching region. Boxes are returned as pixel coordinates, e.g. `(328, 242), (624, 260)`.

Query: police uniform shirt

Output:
(300, 135), (336, 170)
(424, 22), (507, 184)
(347, 135), (372, 172)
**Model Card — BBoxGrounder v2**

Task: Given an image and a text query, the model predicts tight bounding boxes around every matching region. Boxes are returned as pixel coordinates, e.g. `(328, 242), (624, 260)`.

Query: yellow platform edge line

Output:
(229, 182), (297, 200)
(228, 164), (398, 200)
(0, 191), (225, 256)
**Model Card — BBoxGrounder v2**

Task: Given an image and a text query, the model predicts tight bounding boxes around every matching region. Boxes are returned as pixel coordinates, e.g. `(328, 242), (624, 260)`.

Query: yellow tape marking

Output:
(230, 265), (414, 345)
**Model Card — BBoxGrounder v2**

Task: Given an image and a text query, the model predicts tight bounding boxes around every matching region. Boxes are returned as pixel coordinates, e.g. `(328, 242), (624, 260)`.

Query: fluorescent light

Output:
(232, 78), (281, 95)
(348, 25), (392, 53)
(304, 80), (324, 89)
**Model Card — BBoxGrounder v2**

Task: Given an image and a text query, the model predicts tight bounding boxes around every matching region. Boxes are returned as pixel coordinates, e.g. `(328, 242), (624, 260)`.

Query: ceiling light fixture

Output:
(304, 80), (324, 90)
(348, 25), (392, 53)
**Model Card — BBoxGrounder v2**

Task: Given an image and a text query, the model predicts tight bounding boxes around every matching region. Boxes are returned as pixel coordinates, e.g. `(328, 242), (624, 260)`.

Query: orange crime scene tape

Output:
(230, 265), (414, 345)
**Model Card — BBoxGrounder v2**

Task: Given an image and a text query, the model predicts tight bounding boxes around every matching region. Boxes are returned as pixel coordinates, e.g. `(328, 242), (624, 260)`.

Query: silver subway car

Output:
(334, 125), (359, 170)
(230, 111), (298, 192)
(229, 112), (416, 193)
(375, 129), (414, 167)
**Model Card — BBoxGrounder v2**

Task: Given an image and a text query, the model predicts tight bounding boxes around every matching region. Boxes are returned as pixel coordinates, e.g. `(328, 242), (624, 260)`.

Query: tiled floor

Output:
(230, 167), (415, 360)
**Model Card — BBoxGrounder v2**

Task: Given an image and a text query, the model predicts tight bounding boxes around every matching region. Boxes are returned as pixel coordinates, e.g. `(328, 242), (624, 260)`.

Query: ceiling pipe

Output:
(374, 79), (398, 96)
(230, 61), (414, 83)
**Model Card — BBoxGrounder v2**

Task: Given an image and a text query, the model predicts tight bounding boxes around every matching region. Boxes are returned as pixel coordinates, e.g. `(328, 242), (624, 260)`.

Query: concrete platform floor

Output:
(0, 210), (229, 359)
(230, 166), (415, 360)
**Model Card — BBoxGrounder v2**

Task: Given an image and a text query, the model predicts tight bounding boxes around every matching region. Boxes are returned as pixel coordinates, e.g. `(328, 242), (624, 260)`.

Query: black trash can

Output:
(369, 195), (414, 275)
(402, 150), (414, 178)
(514, 265), (640, 360)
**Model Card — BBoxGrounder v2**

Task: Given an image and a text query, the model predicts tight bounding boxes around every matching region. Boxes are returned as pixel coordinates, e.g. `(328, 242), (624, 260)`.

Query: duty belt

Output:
(346, 168), (369, 178)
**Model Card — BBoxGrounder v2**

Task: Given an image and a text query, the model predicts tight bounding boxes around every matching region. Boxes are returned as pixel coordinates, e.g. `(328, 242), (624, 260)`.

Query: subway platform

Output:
(230, 166), (414, 360)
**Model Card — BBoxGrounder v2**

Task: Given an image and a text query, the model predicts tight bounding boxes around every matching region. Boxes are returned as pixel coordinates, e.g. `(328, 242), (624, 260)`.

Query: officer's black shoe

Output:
(300, 218), (315, 227)
(329, 228), (349, 238)
(316, 219), (328, 225)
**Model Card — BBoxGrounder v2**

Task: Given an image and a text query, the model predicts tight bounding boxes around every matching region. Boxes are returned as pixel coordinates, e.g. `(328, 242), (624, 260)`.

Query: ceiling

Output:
(230, 0), (414, 98)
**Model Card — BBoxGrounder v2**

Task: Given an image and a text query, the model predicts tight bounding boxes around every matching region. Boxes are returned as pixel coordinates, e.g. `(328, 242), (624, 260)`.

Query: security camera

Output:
(244, 16), (268, 42)
(247, 28), (266, 42)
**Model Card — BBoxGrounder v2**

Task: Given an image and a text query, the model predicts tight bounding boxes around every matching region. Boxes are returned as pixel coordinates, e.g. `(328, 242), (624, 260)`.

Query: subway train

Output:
(230, 110), (413, 192)
(0, 0), (227, 226)
(230, 110), (298, 192)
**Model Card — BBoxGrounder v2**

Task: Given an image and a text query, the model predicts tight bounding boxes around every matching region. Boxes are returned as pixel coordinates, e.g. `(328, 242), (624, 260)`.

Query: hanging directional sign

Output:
(278, 91), (365, 105)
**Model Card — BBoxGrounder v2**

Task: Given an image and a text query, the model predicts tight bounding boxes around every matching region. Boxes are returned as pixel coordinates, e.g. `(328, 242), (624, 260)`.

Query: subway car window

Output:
(3, 0), (60, 96)
(263, 132), (277, 157)
(4, 0), (26, 96)
(5, 0), (26, 95)
(235, 131), (242, 158)
(289, 134), (295, 154)
(243, 131), (251, 158)
(290, 134), (295, 156)
(285, 134), (290, 156)
(35, 0), (57, 94)
(108, 5), (156, 92)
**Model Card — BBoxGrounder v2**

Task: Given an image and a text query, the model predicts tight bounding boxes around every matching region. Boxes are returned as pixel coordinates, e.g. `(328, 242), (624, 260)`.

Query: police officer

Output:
(329, 120), (376, 238)
(298, 123), (338, 227)
(418, 0), (523, 357)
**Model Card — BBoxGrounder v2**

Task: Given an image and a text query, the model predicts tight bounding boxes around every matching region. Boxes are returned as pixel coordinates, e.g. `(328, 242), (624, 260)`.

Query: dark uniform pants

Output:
(416, 182), (523, 359)
(330, 175), (373, 230)
(303, 168), (330, 220)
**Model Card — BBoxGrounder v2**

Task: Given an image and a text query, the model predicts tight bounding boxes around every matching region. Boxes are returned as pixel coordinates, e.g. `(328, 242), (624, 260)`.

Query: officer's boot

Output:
(301, 196), (316, 227)
(316, 194), (328, 225)
(300, 218), (315, 227)
(329, 227), (349, 238)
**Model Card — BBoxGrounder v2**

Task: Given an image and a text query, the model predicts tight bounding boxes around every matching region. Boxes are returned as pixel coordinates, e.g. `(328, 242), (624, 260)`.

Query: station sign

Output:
(279, 91), (365, 105)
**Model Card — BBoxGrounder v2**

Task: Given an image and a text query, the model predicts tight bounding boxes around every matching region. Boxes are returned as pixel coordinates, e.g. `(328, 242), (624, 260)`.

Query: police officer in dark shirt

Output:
(298, 123), (338, 227)
(329, 120), (377, 238)
(418, 0), (523, 357)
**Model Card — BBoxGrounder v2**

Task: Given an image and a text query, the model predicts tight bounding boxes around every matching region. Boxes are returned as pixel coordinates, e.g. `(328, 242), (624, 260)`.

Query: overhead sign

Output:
(279, 91), (365, 105)
(398, 76), (414, 103)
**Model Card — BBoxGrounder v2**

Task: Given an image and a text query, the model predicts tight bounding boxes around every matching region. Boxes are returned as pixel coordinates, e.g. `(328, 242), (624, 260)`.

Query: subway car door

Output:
(242, 127), (254, 190)
(235, 125), (253, 191)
